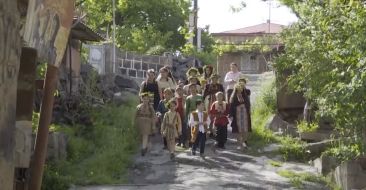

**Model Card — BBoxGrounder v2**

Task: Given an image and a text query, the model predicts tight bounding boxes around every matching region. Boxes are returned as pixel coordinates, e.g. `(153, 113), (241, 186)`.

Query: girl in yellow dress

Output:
(161, 99), (182, 160)
(135, 93), (156, 156)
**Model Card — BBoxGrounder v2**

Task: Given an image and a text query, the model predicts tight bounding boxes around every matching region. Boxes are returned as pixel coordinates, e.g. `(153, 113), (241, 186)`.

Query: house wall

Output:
(214, 35), (258, 44)
(60, 40), (82, 95)
(217, 52), (268, 80)
(213, 33), (277, 44)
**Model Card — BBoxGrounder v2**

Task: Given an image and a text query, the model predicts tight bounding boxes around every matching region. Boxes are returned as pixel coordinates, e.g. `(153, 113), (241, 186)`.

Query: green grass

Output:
(248, 77), (310, 161)
(41, 98), (139, 190)
(268, 160), (283, 167)
(277, 136), (308, 161)
(277, 170), (341, 190)
(297, 120), (319, 133)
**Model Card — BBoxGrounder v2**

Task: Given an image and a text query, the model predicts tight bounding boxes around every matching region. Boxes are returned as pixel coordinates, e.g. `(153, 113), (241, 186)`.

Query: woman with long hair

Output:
(157, 66), (176, 100)
(201, 65), (214, 87)
(140, 69), (160, 111)
(229, 77), (252, 150)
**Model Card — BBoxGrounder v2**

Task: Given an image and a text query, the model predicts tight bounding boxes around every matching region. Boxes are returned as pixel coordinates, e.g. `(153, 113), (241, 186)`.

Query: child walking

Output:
(185, 84), (203, 147)
(175, 86), (187, 148)
(157, 88), (174, 149)
(161, 99), (182, 160)
(189, 100), (211, 157)
(135, 93), (156, 156)
(209, 92), (229, 149)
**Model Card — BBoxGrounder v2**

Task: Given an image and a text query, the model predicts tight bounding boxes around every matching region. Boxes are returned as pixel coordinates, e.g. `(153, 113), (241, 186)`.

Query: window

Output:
(250, 55), (257, 61)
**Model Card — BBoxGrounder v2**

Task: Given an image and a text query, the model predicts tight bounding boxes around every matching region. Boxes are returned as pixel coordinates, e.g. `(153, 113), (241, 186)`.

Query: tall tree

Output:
(78, 0), (190, 54)
(275, 0), (366, 158)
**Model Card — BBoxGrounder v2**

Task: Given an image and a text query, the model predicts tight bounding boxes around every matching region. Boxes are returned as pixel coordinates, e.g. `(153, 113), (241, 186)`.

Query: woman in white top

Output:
(224, 63), (241, 101)
(157, 67), (176, 100)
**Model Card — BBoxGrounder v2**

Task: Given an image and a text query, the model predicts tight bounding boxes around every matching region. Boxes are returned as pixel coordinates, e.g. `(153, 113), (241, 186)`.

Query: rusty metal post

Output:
(29, 64), (59, 190)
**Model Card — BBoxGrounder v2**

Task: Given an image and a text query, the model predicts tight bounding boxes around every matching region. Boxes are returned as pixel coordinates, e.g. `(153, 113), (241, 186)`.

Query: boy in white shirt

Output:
(189, 100), (211, 157)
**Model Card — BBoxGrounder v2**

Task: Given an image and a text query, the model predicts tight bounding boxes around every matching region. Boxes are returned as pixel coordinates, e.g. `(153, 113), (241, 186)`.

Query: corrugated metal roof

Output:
(70, 18), (105, 42)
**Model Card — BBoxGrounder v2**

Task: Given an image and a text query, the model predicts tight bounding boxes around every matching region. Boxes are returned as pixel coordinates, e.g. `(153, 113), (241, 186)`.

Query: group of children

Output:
(135, 64), (252, 160)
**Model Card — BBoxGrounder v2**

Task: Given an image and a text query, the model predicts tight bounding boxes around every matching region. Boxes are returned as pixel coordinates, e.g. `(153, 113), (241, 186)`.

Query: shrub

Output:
(297, 120), (319, 133)
(252, 76), (277, 117)
(42, 100), (139, 189)
(323, 142), (363, 162)
(249, 75), (277, 151)
(278, 136), (308, 161)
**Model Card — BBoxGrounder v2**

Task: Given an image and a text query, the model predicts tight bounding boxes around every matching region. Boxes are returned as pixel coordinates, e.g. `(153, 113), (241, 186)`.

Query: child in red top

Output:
(175, 86), (187, 148)
(209, 92), (229, 149)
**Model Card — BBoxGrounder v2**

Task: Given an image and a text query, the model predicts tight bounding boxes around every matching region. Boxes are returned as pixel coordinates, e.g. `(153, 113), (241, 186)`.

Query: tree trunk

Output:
(0, 0), (21, 189)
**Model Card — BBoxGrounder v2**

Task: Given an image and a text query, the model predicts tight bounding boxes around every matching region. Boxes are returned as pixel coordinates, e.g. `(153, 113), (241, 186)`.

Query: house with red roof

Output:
(212, 21), (285, 75)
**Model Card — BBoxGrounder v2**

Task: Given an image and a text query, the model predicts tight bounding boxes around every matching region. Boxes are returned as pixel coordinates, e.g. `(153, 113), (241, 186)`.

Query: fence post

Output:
(29, 65), (59, 190)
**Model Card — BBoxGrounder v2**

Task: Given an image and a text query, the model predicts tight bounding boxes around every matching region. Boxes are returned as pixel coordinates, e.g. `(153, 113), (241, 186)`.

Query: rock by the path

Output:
(313, 155), (340, 175)
(333, 157), (366, 190)
(266, 114), (298, 137)
(32, 132), (68, 161)
(300, 130), (334, 142)
(114, 75), (139, 90)
(304, 140), (334, 158)
(262, 143), (281, 153)
(112, 91), (136, 106)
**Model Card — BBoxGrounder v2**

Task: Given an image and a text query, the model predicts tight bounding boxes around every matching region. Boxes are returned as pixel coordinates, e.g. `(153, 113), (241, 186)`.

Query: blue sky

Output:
(197, 0), (298, 33)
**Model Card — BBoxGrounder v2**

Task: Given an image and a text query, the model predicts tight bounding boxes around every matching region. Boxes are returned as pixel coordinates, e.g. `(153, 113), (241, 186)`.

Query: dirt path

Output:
(73, 72), (328, 190)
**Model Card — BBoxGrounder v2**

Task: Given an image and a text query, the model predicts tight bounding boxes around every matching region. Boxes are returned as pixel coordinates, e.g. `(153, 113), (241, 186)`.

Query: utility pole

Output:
(268, 0), (271, 33)
(267, 0), (275, 33)
(112, 0), (116, 73)
(193, 0), (198, 48)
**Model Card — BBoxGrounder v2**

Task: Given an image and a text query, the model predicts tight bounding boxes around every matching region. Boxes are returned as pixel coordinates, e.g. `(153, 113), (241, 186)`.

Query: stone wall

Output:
(117, 50), (170, 80)
(87, 44), (172, 83)
(0, 0), (21, 189)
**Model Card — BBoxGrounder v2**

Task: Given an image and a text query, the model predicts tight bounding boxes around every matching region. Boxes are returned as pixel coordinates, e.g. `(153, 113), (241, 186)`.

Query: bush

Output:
(32, 112), (40, 132)
(42, 100), (139, 189)
(278, 136), (308, 161)
(250, 76), (310, 161)
(323, 142), (363, 162)
(249, 76), (277, 151)
(252, 76), (277, 117)
(297, 120), (319, 133)
(42, 162), (71, 190)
